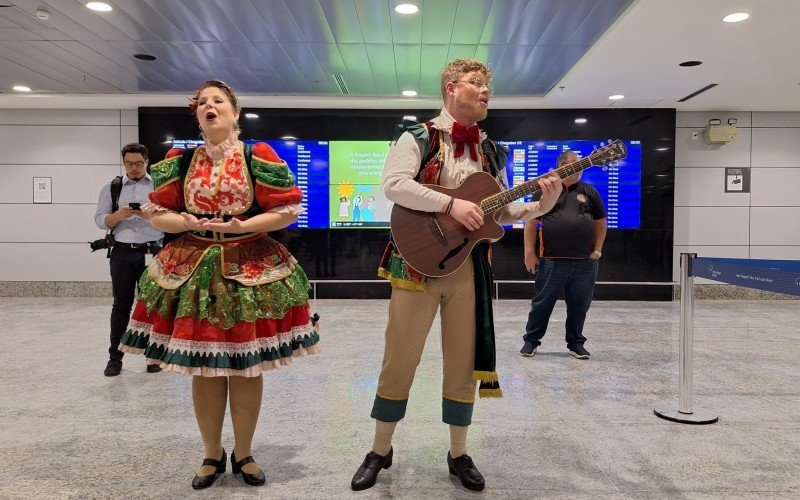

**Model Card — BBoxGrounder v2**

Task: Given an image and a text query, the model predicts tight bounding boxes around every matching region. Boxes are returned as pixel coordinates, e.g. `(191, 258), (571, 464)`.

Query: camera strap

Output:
(106, 175), (123, 258)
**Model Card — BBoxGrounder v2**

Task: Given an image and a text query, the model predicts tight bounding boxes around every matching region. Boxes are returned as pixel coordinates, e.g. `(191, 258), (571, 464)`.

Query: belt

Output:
(115, 241), (160, 249)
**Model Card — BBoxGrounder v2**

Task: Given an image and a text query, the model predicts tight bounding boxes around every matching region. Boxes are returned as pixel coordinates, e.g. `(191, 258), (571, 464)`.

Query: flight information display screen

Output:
(497, 140), (642, 229)
(171, 138), (642, 230)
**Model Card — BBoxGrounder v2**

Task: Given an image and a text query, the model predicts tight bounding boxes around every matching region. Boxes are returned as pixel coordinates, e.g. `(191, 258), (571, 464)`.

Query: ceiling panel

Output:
(318, 0), (363, 44)
(275, 42), (326, 93)
(142, 0), (216, 42)
(111, 0), (191, 42)
(507, 0), (561, 46)
(9, 41), (120, 92)
(0, 0), (632, 100)
(419, 44), (450, 97)
(247, 0), (305, 43)
(478, 0), (529, 44)
(337, 43), (378, 95)
(394, 44), (422, 95)
(365, 44), (399, 96)
(353, 0), (392, 44)
(420, 0), (457, 44)
(288, 0), (335, 44)
(0, 56), (79, 93)
(450, 0), (493, 44)
(0, 27), (42, 39)
(390, 5), (422, 44)
(181, 0), (248, 42)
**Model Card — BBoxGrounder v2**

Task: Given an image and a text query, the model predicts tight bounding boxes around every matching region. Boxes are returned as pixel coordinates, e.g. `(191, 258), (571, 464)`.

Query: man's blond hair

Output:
(440, 58), (492, 99)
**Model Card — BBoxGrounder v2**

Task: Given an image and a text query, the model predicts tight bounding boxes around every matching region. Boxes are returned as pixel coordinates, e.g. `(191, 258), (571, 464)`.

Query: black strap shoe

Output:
(448, 452), (485, 491)
(146, 364), (162, 373)
(103, 358), (122, 377)
(231, 450), (266, 486)
(351, 447), (393, 491)
(191, 449), (226, 490)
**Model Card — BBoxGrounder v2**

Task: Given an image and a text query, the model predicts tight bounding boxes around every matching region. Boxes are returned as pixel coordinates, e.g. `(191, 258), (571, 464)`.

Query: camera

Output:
(129, 202), (141, 210)
(89, 233), (115, 252)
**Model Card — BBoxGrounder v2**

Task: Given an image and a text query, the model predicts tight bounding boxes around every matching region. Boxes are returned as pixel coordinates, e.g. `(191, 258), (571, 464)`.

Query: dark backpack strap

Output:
(179, 147), (196, 183)
(110, 175), (123, 213)
(482, 138), (508, 179)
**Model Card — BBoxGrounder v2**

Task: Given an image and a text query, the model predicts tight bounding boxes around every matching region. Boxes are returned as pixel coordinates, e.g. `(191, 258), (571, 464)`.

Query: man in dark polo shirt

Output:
(520, 150), (607, 359)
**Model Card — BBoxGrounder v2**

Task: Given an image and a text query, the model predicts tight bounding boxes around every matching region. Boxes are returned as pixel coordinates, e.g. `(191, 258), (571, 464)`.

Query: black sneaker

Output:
(568, 344), (590, 359)
(146, 364), (162, 373)
(520, 341), (537, 357)
(104, 358), (122, 377)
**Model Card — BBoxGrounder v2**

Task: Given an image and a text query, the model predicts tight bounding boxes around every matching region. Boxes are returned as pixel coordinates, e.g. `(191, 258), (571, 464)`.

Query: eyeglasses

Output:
(452, 78), (493, 94)
(124, 161), (146, 168)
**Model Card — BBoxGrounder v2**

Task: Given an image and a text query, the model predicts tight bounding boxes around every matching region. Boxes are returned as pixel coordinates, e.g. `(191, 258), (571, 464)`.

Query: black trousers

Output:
(108, 246), (148, 359)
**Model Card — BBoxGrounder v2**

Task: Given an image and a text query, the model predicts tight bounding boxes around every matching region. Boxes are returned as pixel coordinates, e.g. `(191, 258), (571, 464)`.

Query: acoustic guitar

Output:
(390, 140), (627, 277)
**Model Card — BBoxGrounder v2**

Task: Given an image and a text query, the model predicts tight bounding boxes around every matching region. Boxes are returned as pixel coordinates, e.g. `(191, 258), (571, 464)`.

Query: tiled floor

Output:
(1, 297), (798, 499)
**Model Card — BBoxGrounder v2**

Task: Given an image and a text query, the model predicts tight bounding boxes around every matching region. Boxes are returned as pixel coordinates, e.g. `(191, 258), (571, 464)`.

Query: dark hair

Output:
(557, 150), (577, 167)
(121, 143), (149, 162)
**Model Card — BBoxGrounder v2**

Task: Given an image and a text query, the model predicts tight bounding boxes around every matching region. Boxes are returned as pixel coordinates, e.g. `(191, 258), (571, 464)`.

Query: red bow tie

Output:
(451, 122), (480, 161)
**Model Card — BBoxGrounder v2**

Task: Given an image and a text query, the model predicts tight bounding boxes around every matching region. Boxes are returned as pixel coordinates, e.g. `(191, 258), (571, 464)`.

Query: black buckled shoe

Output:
(104, 358), (122, 377)
(447, 452), (485, 491)
(231, 450), (266, 486)
(191, 449), (226, 490)
(351, 447), (393, 491)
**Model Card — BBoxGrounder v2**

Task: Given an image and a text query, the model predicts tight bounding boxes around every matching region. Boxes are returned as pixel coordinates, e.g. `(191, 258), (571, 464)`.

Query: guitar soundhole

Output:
(438, 237), (469, 270)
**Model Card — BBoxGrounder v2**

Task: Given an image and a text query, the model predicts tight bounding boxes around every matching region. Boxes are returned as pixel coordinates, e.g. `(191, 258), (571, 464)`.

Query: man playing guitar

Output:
(350, 58), (562, 493)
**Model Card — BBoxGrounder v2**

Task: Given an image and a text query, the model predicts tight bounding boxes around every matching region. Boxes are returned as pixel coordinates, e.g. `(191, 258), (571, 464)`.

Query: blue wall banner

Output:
(692, 257), (800, 297)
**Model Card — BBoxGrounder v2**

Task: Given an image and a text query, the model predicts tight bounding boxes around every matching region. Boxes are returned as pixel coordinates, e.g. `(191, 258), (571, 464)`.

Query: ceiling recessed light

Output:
(395, 4), (419, 14)
(574, 118), (587, 124)
(401, 90), (417, 97)
(133, 53), (156, 61)
(281, 135), (297, 141)
(13, 85), (31, 92)
(402, 115), (417, 121)
(85, 2), (112, 12)
(244, 113), (259, 119)
(609, 94), (625, 100)
(655, 147), (670, 151)
(679, 60), (702, 67)
(723, 12), (749, 23)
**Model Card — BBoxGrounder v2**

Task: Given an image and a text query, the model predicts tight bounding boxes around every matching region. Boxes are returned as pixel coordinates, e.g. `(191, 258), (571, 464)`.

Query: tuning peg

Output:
(607, 138), (612, 144)
(599, 141), (605, 147)
(602, 165), (609, 171)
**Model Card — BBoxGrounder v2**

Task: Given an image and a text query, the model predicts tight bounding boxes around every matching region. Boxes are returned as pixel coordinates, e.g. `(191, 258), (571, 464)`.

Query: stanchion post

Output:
(654, 253), (718, 424)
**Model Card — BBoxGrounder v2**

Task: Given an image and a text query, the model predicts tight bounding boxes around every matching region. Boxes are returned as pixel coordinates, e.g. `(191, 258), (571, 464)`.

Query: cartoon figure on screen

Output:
(117, 79), (320, 491)
(339, 196), (350, 220)
(352, 194), (363, 221)
(361, 195), (376, 221)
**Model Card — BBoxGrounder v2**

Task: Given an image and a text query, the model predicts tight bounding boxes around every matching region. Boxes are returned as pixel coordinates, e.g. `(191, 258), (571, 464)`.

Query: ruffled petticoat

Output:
(119, 233), (320, 377)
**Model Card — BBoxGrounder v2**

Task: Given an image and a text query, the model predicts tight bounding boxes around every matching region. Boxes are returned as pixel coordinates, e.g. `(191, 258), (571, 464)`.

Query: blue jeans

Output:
(523, 258), (599, 348)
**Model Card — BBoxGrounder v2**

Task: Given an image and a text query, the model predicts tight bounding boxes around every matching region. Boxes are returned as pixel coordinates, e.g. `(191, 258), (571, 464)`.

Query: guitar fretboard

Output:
(480, 156), (595, 213)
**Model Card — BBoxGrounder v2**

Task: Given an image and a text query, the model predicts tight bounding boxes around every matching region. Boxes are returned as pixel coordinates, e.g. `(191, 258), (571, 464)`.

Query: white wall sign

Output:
(725, 167), (750, 193)
(33, 177), (52, 203)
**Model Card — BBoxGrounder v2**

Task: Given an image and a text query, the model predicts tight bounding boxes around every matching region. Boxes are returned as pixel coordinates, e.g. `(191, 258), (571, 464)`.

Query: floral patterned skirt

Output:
(119, 234), (320, 377)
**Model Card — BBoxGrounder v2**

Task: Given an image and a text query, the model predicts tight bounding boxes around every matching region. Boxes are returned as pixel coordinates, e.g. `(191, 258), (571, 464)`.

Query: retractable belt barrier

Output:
(655, 254), (800, 425)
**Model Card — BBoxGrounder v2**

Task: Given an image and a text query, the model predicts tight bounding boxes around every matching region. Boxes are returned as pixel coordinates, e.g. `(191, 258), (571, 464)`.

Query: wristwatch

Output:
(592, 250), (602, 257)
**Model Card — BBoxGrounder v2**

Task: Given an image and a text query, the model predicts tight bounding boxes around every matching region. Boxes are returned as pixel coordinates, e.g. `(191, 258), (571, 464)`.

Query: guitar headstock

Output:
(588, 139), (627, 167)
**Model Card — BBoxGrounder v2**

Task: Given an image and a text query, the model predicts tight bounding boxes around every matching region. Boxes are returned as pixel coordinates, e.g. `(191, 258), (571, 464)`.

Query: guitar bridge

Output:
(429, 216), (448, 246)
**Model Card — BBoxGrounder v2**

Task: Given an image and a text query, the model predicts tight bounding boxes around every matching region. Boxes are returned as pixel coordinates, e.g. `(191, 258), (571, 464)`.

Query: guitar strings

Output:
(430, 145), (621, 232)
